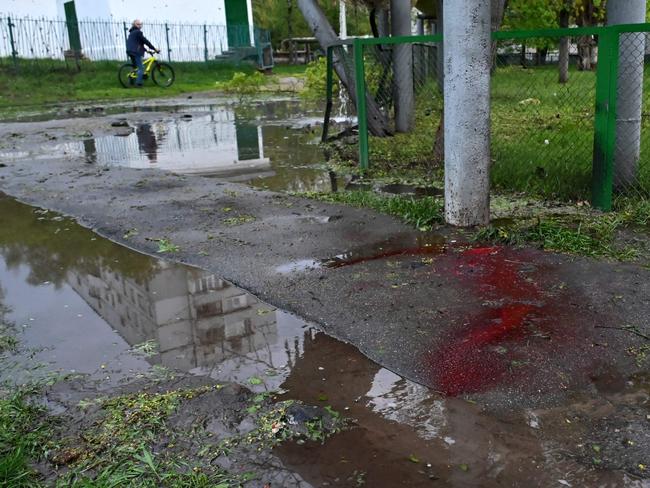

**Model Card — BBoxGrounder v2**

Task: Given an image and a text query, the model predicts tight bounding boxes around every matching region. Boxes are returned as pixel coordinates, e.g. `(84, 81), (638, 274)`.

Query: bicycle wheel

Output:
(152, 62), (175, 88)
(118, 63), (137, 88)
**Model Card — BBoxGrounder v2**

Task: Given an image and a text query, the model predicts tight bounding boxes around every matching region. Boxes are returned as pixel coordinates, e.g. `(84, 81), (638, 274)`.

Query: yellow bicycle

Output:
(118, 50), (175, 88)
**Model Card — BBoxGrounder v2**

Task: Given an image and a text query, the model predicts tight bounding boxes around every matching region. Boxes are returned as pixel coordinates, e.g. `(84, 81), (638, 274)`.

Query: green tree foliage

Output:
(503, 0), (608, 51)
(504, 0), (563, 49)
(253, 0), (372, 49)
(504, 0), (562, 31)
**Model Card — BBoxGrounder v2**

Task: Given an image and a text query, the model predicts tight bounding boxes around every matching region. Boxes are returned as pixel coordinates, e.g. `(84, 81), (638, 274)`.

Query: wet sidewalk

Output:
(1, 97), (649, 484)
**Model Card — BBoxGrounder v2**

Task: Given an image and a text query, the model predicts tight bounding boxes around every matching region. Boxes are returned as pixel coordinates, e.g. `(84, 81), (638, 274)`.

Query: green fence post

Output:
(322, 46), (334, 143)
(122, 22), (128, 59)
(165, 23), (171, 62)
(7, 17), (17, 69)
(591, 27), (619, 211)
(203, 24), (208, 62)
(353, 38), (369, 171)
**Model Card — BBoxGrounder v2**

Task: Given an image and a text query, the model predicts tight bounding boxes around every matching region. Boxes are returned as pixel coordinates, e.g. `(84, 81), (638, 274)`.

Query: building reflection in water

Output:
(59, 106), (271, 177)
(66, 261), (310, 386)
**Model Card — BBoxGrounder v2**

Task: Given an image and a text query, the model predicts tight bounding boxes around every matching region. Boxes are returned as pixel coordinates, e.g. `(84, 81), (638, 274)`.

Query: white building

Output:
(3, 0), (253, 26)
(2, 0), (258, 61)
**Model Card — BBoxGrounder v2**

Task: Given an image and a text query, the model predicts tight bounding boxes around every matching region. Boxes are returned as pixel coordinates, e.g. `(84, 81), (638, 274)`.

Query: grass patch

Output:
(222, 215), (256, 226)
(0, 60), (251, 112)
(474, 212), (641, 261)
(0, 389), (53, 487)
(49, 386), (344, 487)
(331, 64), (650, 201)
(0, 326), (17, 354)
(298, 190), (443, 231)
(0, 60), (307, 114)
(57, 386), (249, 487)
(613, 196), (650, 226)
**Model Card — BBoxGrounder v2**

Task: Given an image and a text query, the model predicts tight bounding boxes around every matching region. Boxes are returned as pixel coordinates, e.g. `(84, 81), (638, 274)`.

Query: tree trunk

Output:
(608, 0), (647, 189)
(575, 2), (597, 72)
(297, 0), (392, 137)
(444, 0), (491, 226)
(287, 0), (295, 64)
(391, 0), (414, 133)
(558, 7), (570, 83)
(375, 8), (390, 37)
(535, 47), (548, 65)
(577, 36), (594, 70)
(490, 0), (508, 71)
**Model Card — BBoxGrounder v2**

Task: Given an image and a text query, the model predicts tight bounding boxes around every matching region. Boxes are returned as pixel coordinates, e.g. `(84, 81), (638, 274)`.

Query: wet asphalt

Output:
(1, 103), (649, 412)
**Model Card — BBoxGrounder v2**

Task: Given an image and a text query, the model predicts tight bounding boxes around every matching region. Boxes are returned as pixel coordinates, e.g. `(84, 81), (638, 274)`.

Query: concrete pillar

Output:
(443, 0), (491, 226)
(608, 0), (647, 188)
(391, 0), (414, 133)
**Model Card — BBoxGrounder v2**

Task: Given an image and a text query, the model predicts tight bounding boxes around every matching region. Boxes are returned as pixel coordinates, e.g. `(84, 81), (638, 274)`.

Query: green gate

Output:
(63, 1), (82, 54)
(225, 0), (250, 48)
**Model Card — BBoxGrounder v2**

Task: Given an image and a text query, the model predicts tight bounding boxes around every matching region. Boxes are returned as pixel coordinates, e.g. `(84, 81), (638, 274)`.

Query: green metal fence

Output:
(324, 25), (650, 210)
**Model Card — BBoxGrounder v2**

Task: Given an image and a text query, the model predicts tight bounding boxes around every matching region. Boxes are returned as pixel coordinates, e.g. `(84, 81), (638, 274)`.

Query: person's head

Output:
(132, 19), (143, 29)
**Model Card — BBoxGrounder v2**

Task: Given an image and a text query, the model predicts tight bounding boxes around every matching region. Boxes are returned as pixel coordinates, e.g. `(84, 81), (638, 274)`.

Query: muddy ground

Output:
(0, 96), (649, 486)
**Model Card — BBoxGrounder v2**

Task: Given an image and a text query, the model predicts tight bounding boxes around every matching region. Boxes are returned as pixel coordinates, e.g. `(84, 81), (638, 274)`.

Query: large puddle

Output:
(1, 194), (647, 486)
(0, 193), (319, 390)
(3, 99), (351, 193)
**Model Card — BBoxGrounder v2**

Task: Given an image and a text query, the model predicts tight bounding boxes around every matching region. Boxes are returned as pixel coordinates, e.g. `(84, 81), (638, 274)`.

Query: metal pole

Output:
(203, 24), (208, 62)
(353, 38), (369, 170)
(8, 17), (18, 69)
(322, 46), (334, 142)
(339, 0), (347, 39)
(607, 0), (647, 189)
(165, 23), (171, 62)
(443, 0), (491, 226)
(591, 28), (620, 211)
(123, 21), (128, 60)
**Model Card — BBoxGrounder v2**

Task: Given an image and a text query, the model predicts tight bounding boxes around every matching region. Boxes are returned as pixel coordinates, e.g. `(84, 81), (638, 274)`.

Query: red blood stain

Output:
(426, 246), (585, 396)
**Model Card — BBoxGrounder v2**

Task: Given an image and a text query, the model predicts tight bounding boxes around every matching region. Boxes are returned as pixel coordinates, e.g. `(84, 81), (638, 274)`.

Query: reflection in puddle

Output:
(6, 100), (351, 194)
(61, 110), (272, 176)
(0, 195), (314, 389)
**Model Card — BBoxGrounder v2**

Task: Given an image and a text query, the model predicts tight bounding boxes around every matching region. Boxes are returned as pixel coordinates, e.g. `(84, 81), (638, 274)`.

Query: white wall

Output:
(4, 0), (239, 26)
(2, 0), (58, 17)
(56, 0), (111, 19)
(107, 0), (228, 25)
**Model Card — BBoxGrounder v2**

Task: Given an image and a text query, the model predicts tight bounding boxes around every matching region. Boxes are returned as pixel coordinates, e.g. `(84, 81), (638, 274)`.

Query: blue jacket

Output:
(126, 27), (155, 56)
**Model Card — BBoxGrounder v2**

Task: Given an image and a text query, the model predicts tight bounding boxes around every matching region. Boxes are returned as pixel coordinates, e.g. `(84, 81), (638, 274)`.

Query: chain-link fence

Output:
(0, 15), (273, 70)
(324, 25), (650, 210)
(491, 31), (599, 201)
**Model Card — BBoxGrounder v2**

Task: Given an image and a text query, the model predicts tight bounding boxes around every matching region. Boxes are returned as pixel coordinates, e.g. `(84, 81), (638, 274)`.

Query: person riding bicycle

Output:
(126, 19), (159, 87)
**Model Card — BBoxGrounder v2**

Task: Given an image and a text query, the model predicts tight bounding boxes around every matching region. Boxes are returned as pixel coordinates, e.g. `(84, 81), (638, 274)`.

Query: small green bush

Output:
(302, 57), (338, 100)
(215, 71), (266, 102)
